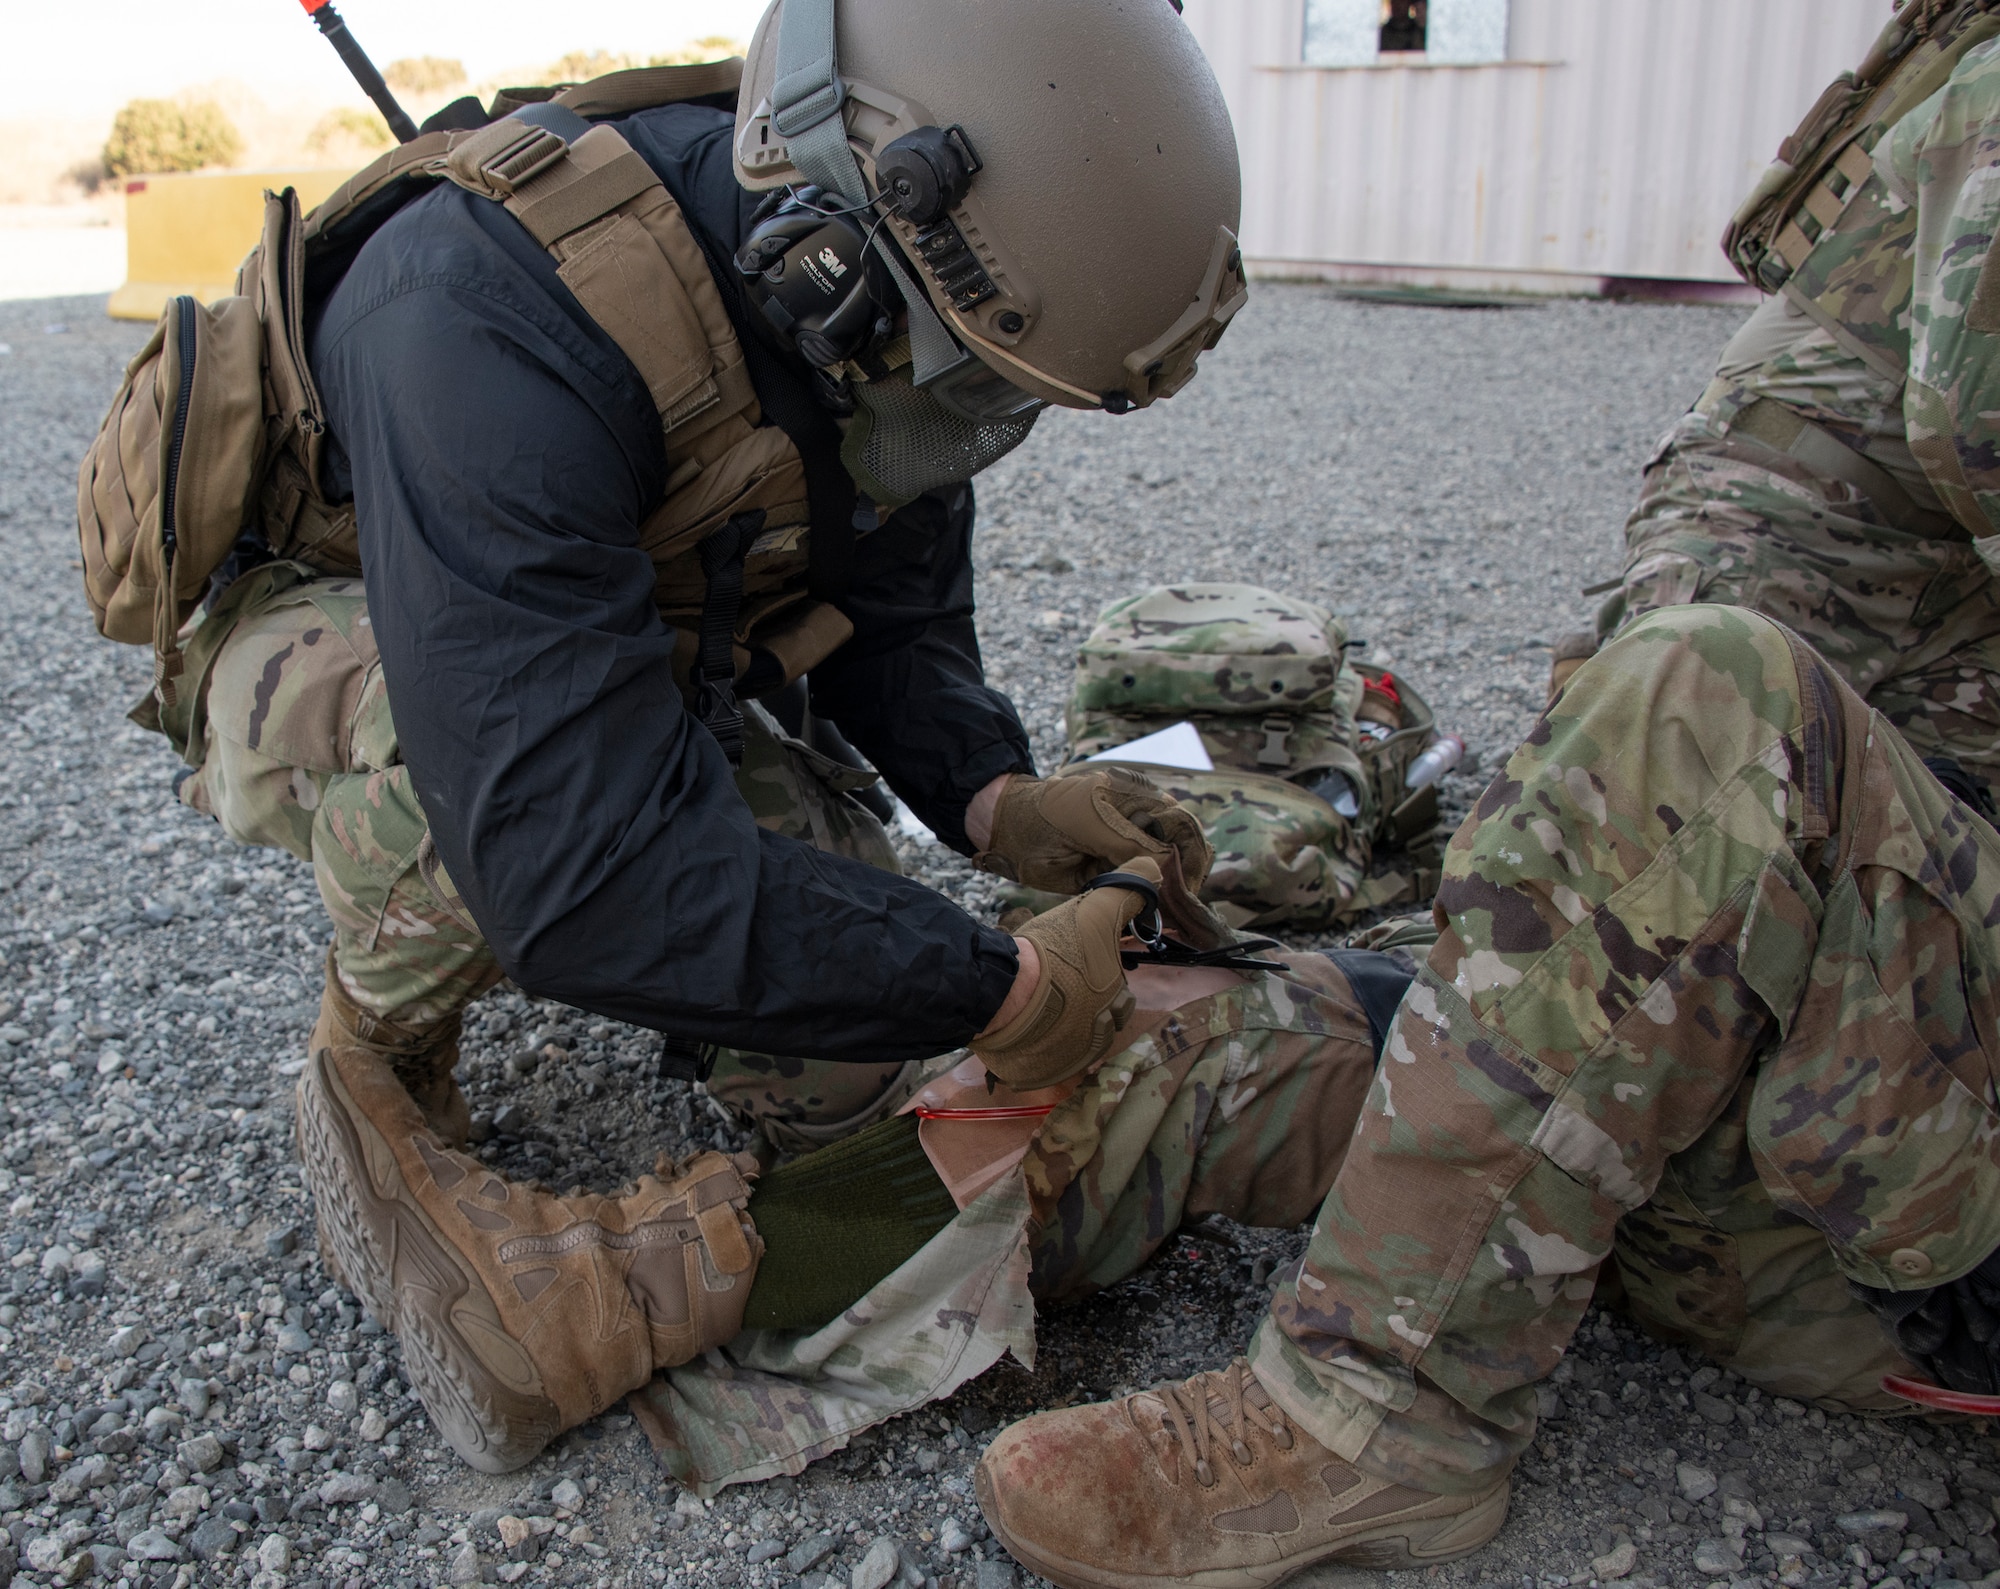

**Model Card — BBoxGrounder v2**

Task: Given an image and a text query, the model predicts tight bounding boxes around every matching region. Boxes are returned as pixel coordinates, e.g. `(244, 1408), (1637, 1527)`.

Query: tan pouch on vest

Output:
(76, 293), (267, 701)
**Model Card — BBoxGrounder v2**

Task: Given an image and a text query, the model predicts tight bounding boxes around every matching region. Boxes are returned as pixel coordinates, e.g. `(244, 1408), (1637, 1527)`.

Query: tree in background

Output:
(527, 37), (745, 85)
(384, 57), (467, 97)
(651, 36), (743, 66)
(101, 99), (243, 179)
(306, 107), (392, 158)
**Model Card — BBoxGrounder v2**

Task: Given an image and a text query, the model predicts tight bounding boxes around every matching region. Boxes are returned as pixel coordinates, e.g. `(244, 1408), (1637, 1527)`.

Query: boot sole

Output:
(297, 1048), (561, 1474)
(974, 1463), (1508, 1589)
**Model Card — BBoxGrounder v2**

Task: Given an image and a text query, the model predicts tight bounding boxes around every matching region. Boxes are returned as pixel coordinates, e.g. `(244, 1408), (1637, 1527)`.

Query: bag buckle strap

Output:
(447, 120), (569, 198)
(1256, 715), (1292, 768)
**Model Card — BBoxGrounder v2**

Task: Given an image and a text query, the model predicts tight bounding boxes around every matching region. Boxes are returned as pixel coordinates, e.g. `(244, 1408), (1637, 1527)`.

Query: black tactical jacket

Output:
(310, 101), (1030, 1062)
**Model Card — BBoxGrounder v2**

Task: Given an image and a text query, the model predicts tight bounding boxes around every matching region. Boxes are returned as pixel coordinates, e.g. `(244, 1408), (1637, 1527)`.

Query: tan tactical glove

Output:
(978, 767), (1213, 897)
(972, 857), (1158, 1091)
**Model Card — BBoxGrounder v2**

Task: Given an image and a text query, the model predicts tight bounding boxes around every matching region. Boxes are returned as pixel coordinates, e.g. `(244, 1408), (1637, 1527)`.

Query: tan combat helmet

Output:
(734, 0), (1247, 413)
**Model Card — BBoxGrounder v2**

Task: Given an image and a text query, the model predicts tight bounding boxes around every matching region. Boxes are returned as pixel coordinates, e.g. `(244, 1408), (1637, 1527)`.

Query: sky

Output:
(9, 0), (772, 119)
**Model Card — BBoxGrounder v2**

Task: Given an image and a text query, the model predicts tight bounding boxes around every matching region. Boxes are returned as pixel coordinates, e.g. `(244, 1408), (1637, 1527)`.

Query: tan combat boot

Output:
(313, 950), (471, 1146)
(974, 1358), (1508, 1589)
(295, 1038), (762, 1474)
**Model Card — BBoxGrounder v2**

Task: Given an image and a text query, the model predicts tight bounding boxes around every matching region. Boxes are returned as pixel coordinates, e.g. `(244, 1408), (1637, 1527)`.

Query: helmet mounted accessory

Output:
(733, 0), (1246, 413)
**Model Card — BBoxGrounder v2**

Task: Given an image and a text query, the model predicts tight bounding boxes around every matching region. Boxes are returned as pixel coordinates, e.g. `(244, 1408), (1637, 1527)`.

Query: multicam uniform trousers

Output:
(169, 566), (911, 1138)
(1251, 605), (1997, 1495)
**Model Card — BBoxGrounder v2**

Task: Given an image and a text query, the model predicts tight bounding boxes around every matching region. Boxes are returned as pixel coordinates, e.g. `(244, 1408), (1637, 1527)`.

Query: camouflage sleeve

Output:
(1887, 37), (2000, 535)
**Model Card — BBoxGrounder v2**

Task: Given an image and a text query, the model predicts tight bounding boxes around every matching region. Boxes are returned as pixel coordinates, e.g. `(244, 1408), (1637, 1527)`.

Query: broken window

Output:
(1302, 0), (1509, 67)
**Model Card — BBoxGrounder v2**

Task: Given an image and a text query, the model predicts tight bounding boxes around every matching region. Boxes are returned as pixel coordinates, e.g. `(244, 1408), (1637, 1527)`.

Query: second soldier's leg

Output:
(973, 605), (2000, 1586)
(1607, 1077), (1918, 1413)
(1252, 602), (2000, 1485)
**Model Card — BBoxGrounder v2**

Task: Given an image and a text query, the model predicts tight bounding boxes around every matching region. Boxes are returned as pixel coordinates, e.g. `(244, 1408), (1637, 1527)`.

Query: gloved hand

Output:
(1853, 1246), (2000, 1395)
(972, 857), (1158, 1090)
(977, 767), (1213, 897)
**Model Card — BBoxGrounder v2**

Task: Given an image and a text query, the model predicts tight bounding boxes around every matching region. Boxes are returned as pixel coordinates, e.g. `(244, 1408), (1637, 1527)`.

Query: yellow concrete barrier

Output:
(108, 168), (354, 322)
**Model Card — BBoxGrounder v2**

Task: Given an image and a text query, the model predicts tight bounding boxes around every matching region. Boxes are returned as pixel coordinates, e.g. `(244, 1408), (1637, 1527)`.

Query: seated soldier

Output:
(971, 603), (1997, 1588)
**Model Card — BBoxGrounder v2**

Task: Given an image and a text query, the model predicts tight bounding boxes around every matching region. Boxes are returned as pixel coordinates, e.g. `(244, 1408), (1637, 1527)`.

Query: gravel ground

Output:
(2, 283), (1990, 1589)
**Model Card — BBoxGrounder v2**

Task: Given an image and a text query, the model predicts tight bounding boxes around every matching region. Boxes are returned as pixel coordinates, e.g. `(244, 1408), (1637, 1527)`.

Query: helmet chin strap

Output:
(770, 0), (969, 387)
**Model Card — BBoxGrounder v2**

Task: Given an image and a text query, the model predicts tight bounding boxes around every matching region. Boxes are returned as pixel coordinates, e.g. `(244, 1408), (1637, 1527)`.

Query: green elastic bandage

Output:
(741, 1113), (959, 1333)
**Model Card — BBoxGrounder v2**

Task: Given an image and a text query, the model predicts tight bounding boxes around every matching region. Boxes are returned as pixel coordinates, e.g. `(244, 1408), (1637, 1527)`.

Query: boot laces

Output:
(1155, 1360), (1293, 1488)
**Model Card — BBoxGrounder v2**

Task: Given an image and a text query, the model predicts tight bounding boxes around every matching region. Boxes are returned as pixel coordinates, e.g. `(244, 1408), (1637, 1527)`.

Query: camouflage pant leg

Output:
(180, 577), (502, 1023)
(690, 701), (919, 1146)
(1604, 442), (2000, 784)
(1248, 604), (2000, 1495)
(1024, 952), (1382, 1306)
(1607, 1075), (1916, 1413)
(187, 584), (911, 1114)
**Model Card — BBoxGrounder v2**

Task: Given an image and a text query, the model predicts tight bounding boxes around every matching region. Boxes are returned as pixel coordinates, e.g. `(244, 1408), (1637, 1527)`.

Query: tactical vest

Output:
(1712, 0), (2000, 540)
(78, 60), (850, 764)
(1725, 0), (2000, 295)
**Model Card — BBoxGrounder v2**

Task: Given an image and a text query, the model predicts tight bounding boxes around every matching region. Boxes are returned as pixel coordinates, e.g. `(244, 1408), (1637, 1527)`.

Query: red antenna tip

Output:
(298, 0), (331, 14)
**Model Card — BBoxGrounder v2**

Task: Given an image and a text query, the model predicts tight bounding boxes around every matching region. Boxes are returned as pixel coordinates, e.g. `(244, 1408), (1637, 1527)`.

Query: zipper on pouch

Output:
(159, 294), (198, 582)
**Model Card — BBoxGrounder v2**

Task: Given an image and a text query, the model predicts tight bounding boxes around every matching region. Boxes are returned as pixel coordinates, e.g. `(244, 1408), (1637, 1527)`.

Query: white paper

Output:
(1086, 720), (1215, 773)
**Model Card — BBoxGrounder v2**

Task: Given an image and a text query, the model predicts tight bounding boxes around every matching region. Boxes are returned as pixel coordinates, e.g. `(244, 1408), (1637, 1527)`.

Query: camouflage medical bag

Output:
(1062, 584), (1443, 930)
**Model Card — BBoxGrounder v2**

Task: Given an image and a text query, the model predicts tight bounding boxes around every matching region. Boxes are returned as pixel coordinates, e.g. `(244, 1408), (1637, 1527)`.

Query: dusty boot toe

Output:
(974, 1358), (1508, 1589)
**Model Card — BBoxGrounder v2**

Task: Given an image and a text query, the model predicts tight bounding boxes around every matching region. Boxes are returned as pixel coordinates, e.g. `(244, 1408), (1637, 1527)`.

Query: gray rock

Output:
(1903, 1474), (1952, 1511)
(1677, 1463), (1717, 1503)
(550, 1477), (585, 1512)
(325, 1380), (358, 1415)
(176, 1378), (210, 1419)
(1692, 1390), (1735, 1425)
(1692, 1538), (1744, 1577)
(48, 1453), (108, 1503)
(1765, 1533), (1814, 1556)
(974, 1563), (1017, 1589)
(445, 1540), (483, 1584)
(786, 1532), (837, 1573)
(176, 1432), (224, 1474)
(853, 1536), (901, 1589)
(17, 1427), (48, 1484)
(186, 1515), (238, 1561)
(257, 1534), (292, 1572)
(1839, 1510), (1911, 1534)
(264, 1225), (299, 1258)
(748, 1539), (787, 1564)
(377, 1475), (414, 1515)
(274, 1323), (312, 1354)
(319, 1471), (375, 1506)
(125, 1529), (181, 1562)
(939, 1519), (976, 1555)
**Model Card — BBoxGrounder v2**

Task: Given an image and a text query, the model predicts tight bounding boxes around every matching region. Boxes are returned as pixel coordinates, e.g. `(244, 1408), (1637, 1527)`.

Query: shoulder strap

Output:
(301, 130), (456, 245)
(444, 116), (758, 447)
(554, 58), (743, 118)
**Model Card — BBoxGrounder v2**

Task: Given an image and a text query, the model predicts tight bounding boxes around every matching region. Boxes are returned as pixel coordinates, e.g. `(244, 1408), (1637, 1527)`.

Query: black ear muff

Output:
(734, 187), (893, 370)
(875, 125), (982, 226)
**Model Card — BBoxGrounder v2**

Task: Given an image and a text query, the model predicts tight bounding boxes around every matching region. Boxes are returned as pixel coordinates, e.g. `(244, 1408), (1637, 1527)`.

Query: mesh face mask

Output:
(840, 363), (1041, 509)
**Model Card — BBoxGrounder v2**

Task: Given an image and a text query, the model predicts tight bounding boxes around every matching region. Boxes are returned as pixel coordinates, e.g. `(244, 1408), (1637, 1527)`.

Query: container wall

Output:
(1185, 0), (1889, 285)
